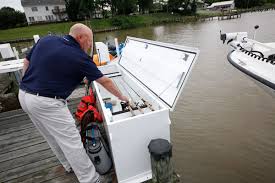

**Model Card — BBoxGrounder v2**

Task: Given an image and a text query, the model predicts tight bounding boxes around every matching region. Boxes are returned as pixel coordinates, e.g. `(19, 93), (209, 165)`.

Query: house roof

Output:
(207, 0), (234, 8)
(21, 0), (65, 6)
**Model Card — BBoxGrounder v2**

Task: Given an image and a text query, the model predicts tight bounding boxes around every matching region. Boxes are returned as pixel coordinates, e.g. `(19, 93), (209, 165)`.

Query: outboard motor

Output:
(220, 31), (248, 44)
(85, 124), (112, 175)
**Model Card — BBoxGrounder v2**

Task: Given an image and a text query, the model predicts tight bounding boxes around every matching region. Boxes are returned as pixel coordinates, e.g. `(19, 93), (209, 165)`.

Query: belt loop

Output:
(37, 93), (39, 96)
(55, 96), (57, 99)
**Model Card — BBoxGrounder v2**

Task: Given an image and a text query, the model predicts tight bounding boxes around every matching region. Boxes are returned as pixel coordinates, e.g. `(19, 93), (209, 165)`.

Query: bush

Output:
(0, 7), (26, 30)
(110, 16), (144, 29)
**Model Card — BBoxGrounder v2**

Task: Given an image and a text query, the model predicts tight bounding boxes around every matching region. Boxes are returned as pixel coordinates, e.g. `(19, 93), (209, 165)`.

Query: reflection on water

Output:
(97, 11), (275, 183)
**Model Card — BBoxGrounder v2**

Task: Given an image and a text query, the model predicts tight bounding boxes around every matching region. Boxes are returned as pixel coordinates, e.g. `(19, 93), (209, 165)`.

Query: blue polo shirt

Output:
(20, 35), (103, 99)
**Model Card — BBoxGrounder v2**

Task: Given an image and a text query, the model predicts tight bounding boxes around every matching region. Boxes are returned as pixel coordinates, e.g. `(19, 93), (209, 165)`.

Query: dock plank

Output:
(42, 173), (78, 183)
(0, 149), (54, 173)
(0, 130), (41, 148)
(0, 136), (45, 155)
(0, 119), (32, 132)
(0, 142), (49, 163)
(0, 96), (83, 183)
(0, 108), (25, 119)
(0, 156), (59, 182)
(0, 123), (34, 136)
(0, 113), (29, 124)
(0, 126), (36, 141)
(5, 165), (73, 183)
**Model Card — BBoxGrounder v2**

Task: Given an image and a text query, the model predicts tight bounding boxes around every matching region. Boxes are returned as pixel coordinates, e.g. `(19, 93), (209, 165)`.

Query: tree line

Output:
(0, 7), (26, 29)
(65, 0), (198, 21)
(65, 0), (275, 21)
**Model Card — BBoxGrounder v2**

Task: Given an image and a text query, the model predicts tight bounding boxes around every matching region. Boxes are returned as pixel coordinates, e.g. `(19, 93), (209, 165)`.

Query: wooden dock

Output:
(0, 93), (180, 183)
(0, 98), (81, 183)
(218, 11), (241, 20)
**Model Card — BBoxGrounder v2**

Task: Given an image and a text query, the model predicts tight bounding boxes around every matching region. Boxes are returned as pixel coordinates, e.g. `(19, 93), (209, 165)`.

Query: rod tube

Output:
(118, 79), (144, 114)
(113, 79), (136, 116)
(121, 77), (155, 111)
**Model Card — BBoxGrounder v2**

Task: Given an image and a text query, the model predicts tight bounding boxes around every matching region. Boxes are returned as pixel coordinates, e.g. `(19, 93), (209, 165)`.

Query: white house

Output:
(21, 0), (68, 24)
(207, 0), (235, 11)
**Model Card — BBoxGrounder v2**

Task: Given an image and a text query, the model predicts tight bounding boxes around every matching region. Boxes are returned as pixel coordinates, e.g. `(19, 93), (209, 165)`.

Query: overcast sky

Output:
(0, 0), (24, 12)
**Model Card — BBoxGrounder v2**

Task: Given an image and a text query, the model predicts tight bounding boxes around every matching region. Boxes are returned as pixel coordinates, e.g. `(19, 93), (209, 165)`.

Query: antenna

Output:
(220, 30), (226, 44)
(253, 25), (259, 40)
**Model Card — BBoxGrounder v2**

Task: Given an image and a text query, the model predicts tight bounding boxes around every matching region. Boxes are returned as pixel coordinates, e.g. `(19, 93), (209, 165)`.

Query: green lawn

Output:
(0, 13), (191, 42)
(0, 20), (113, 41)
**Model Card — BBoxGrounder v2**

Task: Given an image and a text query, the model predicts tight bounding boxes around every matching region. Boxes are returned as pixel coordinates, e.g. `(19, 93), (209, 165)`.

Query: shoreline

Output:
(1, 5), (275, 43)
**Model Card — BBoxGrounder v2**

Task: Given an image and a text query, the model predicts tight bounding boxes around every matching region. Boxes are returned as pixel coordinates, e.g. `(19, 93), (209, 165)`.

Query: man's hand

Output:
(83, 77), (89, 85)
(22, 58), (30, 77)
(119, 95), (129, 103)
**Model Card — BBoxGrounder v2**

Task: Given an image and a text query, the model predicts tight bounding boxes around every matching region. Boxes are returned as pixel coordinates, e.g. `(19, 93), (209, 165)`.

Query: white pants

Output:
(18, 89), (99, 183)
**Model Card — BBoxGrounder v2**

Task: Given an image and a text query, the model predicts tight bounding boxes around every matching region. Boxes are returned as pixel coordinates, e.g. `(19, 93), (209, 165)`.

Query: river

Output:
(96, 11), (275, 183)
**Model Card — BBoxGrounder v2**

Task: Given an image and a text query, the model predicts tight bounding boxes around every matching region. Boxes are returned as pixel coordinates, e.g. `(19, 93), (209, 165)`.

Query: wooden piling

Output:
(148, 139), (173, 183)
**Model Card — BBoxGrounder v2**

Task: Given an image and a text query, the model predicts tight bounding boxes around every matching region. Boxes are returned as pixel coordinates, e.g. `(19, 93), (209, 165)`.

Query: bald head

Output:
(69, 23), (92, 38)
(69, 23), (93, 53)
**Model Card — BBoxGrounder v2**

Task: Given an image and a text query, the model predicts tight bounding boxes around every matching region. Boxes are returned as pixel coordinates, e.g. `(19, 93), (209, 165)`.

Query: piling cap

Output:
(148, 139), (172, 161)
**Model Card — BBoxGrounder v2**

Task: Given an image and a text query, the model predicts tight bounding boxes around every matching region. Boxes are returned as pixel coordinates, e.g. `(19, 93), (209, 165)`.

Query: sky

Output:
(0, 0), (24, 12)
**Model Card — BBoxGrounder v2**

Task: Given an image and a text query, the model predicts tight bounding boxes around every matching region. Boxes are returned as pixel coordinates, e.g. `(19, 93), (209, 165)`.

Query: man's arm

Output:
(96, 76), (128, 102)
(22, 58), (30, 77)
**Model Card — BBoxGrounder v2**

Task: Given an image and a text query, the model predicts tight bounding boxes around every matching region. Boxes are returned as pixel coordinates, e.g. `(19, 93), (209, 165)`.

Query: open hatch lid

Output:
(118, 37), (200, 111)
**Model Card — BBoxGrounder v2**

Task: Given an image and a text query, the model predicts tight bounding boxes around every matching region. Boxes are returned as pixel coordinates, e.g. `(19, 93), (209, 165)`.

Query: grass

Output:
(0, 13), (196, 42)
(196, 10), (224, 17)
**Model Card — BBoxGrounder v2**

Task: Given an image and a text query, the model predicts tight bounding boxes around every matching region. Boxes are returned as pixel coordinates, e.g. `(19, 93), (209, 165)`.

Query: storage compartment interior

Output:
(94, 64), (164, 122)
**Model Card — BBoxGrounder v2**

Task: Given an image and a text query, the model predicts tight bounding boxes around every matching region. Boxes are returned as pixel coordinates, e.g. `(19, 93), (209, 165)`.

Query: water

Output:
(96, 11), (275, 183)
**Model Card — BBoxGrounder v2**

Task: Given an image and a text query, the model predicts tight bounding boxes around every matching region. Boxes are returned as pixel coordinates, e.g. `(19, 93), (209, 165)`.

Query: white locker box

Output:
(0, 43), (15, 59)
(92, 37), (200, 183)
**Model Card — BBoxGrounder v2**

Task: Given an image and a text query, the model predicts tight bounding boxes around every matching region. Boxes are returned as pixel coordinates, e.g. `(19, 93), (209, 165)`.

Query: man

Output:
(18, 23), (128, 183)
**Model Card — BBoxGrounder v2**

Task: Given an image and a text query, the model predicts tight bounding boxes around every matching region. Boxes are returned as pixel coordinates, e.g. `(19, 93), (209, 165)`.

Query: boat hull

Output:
(227, 51), (275, 97)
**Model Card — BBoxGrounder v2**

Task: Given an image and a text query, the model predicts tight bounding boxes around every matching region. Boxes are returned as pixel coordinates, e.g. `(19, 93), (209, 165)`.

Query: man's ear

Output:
(76, 34), (82, 42)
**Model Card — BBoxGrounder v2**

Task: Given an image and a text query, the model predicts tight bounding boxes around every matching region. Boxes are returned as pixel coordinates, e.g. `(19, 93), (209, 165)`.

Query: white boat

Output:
(220, 28), (275, 97)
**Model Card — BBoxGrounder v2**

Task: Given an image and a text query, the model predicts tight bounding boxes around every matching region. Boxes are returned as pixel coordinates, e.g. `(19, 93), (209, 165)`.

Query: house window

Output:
(29, 17), (35, 22)
(37, 16), (43, 21)
(46, 15), (55, 21)
(45, 6), (49, 11)
(31, 7), (38, 12)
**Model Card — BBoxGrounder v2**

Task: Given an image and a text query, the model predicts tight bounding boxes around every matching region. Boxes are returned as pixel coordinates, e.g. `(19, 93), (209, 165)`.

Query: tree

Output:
(138, 0), (153, 14)
(79, 0), (95, 19)
(0, 7), (26, 30)
(94, 0), (110, 18)
(65, 0), (81, 21)
(191, 0), (197, 14)
(234, 0), (265, 8)
(168, 0), (185, 12)
(111, 0), (137, 15)
(168, 0), (197, 14)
